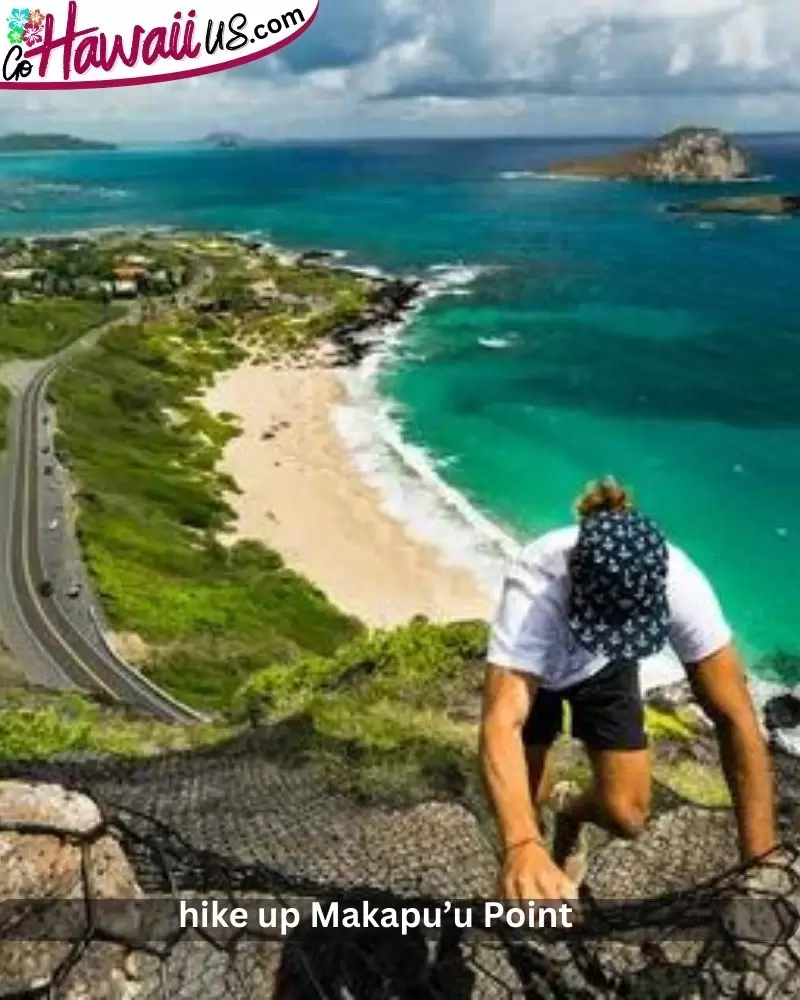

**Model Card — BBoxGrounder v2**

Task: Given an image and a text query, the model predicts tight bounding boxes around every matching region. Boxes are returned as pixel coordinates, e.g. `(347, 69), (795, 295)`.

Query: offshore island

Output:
(545, 125), (752, 181)
(0, 133), (117, 153)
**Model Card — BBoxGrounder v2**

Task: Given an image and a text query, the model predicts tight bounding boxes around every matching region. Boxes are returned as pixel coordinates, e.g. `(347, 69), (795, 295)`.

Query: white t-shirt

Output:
(487, 527), (732, 691)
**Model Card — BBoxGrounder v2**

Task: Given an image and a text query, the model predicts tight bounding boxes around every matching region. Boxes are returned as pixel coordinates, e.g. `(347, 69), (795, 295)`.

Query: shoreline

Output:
(201, 251), (518, 629)
(200, 250), (512, 628)
(204, 347), (495, 628)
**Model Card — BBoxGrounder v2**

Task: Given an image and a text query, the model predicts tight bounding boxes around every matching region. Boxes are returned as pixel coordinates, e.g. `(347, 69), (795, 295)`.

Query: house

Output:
(1, 267), (35, 286)
(113, 279), (139, 298)
(114, 264), (148, 282)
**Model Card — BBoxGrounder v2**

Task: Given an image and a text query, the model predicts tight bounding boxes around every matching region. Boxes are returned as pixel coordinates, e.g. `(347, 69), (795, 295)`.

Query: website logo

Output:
(1, 0), (318, 89)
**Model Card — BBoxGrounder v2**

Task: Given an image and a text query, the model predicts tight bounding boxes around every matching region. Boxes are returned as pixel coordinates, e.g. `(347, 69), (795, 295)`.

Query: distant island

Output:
(667, 194), (800, 217)
(0, 133), (116, 153)
(198, 131), (249, 150)
(546, 127), (752, 183)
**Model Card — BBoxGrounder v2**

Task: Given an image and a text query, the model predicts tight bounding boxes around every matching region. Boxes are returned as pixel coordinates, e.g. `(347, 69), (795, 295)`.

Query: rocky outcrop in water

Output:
(667, 194), (800, 216)
(548, 127), (752, 182)
(327, 275), (424, 366)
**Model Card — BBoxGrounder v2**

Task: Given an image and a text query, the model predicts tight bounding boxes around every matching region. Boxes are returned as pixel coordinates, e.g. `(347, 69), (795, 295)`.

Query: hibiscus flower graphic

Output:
(7, 25), (23, 44)
(27, 7), (44, 26)
(7, 7), (30, 31)
(22, 21), (41, 44)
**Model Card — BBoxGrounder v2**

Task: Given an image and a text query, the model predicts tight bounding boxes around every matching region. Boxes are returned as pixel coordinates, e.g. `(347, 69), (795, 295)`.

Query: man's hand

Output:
(481, 665), (579, 901)
(499, 840), (578, 902)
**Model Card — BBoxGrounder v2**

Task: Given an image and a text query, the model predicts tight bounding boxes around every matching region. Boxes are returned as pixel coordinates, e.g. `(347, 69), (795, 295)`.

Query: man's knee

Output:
(602, 796), (649, 839)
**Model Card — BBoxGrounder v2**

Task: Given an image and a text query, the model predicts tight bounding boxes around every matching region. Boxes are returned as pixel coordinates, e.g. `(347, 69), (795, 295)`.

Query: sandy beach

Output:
(204, 350), (494, 628)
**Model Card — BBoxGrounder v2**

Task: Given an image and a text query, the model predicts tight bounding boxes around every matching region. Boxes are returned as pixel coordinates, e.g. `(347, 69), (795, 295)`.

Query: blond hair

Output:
(574, 476), (635, 520)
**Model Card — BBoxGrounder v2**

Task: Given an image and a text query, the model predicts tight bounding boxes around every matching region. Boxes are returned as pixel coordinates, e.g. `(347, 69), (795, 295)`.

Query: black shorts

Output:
(522, 658), (647, 752)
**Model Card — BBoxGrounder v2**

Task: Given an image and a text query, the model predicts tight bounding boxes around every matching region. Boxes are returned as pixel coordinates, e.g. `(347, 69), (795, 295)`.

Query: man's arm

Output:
(685, 643), (778, 862)
(480, 664), (576, 900)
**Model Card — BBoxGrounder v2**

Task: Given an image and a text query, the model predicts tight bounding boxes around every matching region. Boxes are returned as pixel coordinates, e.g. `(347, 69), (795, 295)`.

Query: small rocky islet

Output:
(666, 193), (800, 217)
(546, 125), (752, 182)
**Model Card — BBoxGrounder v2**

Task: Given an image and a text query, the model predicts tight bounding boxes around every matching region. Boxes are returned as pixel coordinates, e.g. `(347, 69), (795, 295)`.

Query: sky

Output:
(4, 0), (800, 141)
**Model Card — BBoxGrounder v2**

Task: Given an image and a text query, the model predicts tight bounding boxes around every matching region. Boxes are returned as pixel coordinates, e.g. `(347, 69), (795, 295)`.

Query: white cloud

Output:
(3, 0), (800, 138)
(370, 0), (800, 99)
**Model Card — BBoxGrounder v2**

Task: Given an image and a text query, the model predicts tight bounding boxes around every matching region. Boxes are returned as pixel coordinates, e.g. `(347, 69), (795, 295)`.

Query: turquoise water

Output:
(1, 136), (798, 678)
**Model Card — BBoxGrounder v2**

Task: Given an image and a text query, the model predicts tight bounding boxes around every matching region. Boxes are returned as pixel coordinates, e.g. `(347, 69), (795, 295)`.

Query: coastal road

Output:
(0, 282), (212, 723)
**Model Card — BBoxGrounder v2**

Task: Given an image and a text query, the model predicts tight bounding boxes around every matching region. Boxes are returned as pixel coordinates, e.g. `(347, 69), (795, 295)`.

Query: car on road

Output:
(48, 519), (58, 530)
(43, 464), (53, 476)
(38, 580), (54, 598)
(66, 582), (82, 599)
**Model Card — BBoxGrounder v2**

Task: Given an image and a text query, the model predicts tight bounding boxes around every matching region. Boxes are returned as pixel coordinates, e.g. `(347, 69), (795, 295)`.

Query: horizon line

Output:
(84, 127), (800, 146)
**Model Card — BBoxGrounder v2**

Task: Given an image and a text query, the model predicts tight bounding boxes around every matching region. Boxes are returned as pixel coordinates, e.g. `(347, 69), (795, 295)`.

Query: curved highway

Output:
(0, 296), (210, 724)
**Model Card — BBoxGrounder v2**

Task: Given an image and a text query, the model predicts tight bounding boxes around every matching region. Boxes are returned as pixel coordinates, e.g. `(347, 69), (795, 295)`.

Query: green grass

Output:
(49, 262), (367, 711)
(0, 687), (232, 760)
(0, 299), (124, 361)
(234, 619), (490, 806)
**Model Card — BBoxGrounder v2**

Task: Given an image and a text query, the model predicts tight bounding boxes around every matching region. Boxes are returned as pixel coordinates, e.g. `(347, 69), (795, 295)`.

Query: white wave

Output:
(331, 262), (516, 602)
(728, 174), (775, 184)
(498, 171), (540, 180)
(498, 170), (611, 183)
(479, 337), (511, 350)
(499, 171), (776, 186)
(424, 262), (496, 297)
(345, 263), (390, 279)
(0, 180), (130, 200)
(332, 391), (516, 602)
(97, 187), (130, 200)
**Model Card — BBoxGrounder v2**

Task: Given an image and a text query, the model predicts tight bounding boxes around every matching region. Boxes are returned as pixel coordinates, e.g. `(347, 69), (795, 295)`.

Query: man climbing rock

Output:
(480, 478), (777, 901)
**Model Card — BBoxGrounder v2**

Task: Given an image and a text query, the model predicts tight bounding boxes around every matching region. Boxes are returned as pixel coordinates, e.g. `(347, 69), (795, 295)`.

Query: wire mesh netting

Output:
(1, 727), (799, 999)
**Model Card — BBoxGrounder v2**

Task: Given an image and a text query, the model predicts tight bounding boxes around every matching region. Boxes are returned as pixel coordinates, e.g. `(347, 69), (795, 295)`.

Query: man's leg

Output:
(551, 660), (651, 879)
(525, 745), (554, 831)
(554, 747), (651, 841)
(521, 689), (562, 835)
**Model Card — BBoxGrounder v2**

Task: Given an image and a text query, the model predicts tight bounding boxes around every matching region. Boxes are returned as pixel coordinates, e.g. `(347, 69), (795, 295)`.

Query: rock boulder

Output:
(0, 781), (147, 1000)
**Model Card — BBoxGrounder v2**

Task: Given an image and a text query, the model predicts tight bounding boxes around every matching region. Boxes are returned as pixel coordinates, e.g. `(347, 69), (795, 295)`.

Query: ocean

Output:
(1, 134), (798, 703)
